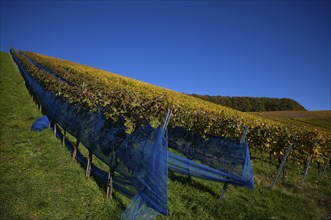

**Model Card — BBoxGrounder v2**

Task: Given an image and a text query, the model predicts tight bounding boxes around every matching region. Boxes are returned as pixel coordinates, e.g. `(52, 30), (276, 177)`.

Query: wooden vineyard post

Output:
(107, 169), (115, 199)
(269, 137), (295, 189)
(53, 123), (57, 137)
(282, 160), (288, 181)
(219, 126), (249, 201)
(321, 151), (331, 179)
(62, 130), (66, 145)
(86, 150), (92, 177)
(72, 139), (79, 159)
(219, 162), (235, 201)
(106, 143), (121, 200)
(162, 109), (172, 132)
(269, 150), (274, 163)
(187, 159), (192, 183)
(185, 154), (192, 183)
(301, 144), (316, 186)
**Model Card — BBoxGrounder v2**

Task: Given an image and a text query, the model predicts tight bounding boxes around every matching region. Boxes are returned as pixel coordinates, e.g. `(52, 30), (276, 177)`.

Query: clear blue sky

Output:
(1, 0), (330, 110)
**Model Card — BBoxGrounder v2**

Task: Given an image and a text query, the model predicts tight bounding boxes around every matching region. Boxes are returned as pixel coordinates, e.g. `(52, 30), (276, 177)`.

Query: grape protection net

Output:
(12, 50), (254, 219)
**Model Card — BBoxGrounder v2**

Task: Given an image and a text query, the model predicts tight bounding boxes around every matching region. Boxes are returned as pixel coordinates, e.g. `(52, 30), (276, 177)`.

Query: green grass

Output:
(161, 160), (330, 220)
(0, 52), (123, 219)
(1, 51), (331, 219)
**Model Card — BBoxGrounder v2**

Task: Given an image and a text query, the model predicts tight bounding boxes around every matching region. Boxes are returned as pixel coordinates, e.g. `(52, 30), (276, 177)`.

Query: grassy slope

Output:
(0, 52), (123, 219)
(249, 111), (331, 131)
(1, 52), (330, 219)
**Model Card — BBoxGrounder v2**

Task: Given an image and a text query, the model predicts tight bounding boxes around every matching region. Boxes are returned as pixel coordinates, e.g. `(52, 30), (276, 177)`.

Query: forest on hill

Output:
(191, 94), (306, 112)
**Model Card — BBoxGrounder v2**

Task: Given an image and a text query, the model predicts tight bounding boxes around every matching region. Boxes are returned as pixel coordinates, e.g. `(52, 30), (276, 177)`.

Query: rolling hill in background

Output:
(191, 94), (306, 112)
(250, 110), (331, 131)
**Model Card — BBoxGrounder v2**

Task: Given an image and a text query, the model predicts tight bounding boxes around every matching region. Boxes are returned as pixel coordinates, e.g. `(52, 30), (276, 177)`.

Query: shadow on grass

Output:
(168, 171), (218, 198)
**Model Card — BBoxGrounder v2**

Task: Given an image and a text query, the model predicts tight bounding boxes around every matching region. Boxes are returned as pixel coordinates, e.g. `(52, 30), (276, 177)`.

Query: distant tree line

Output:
(191, 94), (306, 112)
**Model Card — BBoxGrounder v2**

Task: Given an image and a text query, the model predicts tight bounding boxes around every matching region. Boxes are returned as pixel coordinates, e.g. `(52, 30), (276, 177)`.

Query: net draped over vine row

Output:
(11, 50), (254, 219)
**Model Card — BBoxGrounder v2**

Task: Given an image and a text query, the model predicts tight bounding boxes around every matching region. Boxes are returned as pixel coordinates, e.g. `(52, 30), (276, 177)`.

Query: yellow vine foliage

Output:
(15, 49), (331, 164)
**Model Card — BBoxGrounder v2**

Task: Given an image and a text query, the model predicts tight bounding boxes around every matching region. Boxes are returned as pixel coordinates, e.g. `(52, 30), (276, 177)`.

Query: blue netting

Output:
(121, 195), (159, 220)
(168, 127), (254, 188)
(12, 50), (168, 219)
(116, 125), (168, 216)
(11, 50), (254, 219)
(52, 123), (136, 199)
(31, 115), (49, 132)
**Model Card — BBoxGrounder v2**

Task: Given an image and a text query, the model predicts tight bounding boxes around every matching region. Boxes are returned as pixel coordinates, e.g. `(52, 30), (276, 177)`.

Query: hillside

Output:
(1, 51), (331, 219)
(191, 94), (306, 112)
(250, 110), (331, 131)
